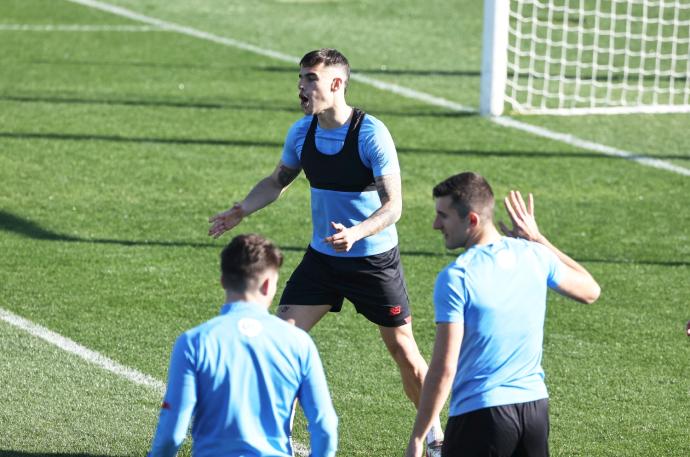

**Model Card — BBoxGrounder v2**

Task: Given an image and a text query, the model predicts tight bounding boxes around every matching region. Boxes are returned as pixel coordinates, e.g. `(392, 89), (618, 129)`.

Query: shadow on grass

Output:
(0, 94), (472, 119)
(2, 211), (688, 266)
(261, 65), (481, 78)
(0, 210), (449, 257)
(0, 209), (235, 249)
(29, 59), (479, 78)
(577, 257), (690, 267)
(0, 453), (122, 457)
(3, 131), (688, 161)
(0, 94), (298, 114)
(397, 145), (690, 161)
(1, 129), (687, 161)
(0, 131), (282, 149)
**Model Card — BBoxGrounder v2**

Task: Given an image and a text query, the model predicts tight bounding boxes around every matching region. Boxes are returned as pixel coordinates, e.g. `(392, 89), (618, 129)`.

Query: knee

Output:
(386, 337), (423, 369)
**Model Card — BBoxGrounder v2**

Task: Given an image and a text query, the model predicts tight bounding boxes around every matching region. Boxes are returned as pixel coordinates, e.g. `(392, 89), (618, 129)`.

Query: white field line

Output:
(63, 0), (690, 177)
(64, 0), (475, 114)
(0, 24), (170, 32)
(491, 116), (690, 176)
(0, 306), (311, 457)
(0, 307), (165, 393)
(61, 0), (690, 176)
(492, 117), (690, 177)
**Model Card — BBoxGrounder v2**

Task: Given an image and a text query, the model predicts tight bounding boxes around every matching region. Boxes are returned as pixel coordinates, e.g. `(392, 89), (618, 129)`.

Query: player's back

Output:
(445, 237), (561, 415)
(184, 302), (315, 457)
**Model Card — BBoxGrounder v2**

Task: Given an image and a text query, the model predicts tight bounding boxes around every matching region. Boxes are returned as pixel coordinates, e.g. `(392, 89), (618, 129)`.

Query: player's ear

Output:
(331, 77), (343, 92)
(468, 212), (480, 227)
(258, 275), (271, 296)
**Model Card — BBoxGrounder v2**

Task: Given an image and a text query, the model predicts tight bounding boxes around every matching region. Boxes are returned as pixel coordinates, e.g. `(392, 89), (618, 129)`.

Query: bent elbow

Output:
(308, 411), (338, 457)
(583, 281), (601, 304)
(391, 201), (402, 223)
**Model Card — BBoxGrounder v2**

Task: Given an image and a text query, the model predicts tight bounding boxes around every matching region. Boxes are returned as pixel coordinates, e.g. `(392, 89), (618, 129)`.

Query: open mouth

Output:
(299, 94), (309, 108)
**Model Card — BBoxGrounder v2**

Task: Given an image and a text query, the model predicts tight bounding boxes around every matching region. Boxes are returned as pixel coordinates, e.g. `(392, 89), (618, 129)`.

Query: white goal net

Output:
(481, 0), (690, 115)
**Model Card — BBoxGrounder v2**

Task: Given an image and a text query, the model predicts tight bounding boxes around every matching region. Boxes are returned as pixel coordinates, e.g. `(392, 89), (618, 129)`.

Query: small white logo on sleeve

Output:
(237, 318), (263, 337)
(495, 249), (516, 270)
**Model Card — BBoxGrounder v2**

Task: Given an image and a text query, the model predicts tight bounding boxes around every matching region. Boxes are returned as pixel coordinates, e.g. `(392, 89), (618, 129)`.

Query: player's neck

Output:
(225, 291), (271, 309)
(465, 224), (502, 249)
(317, 103), (353, 129)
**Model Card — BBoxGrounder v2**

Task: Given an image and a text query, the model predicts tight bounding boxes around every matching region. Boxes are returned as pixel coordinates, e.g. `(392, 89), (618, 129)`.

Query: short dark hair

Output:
(220, 234), (283, 292)
(433, 172), (495, 221)
(300, 48), (350, 89)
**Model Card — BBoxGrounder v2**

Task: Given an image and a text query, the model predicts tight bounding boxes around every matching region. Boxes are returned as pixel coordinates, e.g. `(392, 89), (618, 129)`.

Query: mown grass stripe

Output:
(0, 306), (165, 393)
(0, 306), (312, 456)
(63, 0), (690, 178)
(0, 24), (169, 31)
(492, 116), (690, 177)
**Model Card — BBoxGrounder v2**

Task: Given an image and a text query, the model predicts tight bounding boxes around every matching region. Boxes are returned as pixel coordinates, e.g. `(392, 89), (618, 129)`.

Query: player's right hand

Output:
(208, 202), (244, 239)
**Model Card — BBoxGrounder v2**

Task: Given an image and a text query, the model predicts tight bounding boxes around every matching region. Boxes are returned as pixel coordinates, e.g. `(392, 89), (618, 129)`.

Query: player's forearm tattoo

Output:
(369, 175), (402, 230)
(277, 165), (300, 187)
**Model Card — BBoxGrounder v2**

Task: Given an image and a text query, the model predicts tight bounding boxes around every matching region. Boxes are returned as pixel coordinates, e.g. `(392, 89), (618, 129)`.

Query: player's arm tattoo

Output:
(375, 174), (401, 208)
(275, 164), (301, 188)
(365, 174), (402, 233)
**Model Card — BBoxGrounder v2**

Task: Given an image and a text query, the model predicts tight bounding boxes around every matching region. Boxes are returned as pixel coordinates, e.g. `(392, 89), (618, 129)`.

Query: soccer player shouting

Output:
(209, 49), (444, 455)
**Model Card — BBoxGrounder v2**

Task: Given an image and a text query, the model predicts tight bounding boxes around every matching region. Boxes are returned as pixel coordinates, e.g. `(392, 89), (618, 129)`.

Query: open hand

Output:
(208, 203), (244, 239)
(499, 190), (542, 242)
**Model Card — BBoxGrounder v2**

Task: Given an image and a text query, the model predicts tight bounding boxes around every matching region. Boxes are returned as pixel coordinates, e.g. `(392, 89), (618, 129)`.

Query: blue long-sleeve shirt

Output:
(149, 301), (338, 457)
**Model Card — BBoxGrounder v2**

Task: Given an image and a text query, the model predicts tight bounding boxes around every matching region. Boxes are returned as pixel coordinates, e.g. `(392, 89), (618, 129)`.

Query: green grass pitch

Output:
(1, 0), (689, 455)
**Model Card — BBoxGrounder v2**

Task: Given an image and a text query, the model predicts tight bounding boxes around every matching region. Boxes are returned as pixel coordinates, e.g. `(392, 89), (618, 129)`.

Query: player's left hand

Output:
(324, 221), (360, 252)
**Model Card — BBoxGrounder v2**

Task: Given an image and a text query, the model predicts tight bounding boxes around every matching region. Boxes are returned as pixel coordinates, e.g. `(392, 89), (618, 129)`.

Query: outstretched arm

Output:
(324, 173), (402, 252)
(500, 190), (601, 304)
(208, 161), (301, 239)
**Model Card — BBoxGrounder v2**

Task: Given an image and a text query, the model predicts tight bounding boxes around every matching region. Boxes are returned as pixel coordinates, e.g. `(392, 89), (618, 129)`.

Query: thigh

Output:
(276, 304), (331, 331)
(444, 405), (520, 457)
(279, 247), (344, 311)
(512, 399), (549, 457)
(339, 246), (411, 327)
(378, 323), (422, 360)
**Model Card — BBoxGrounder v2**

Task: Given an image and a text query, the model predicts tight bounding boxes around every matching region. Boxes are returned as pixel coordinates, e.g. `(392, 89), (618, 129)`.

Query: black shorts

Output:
(279, 245), (411, 327)
(443, 399), (549, 457)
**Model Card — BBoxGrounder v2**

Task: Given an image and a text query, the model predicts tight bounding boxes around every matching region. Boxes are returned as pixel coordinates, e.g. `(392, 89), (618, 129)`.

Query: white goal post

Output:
(480, 0), (690, 116)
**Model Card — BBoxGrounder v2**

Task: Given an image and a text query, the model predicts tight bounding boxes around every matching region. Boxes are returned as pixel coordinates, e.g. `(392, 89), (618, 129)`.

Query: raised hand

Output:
(499, 190), (542, 242)
(323, 221), (360, 253)
(208, 203), (245, 239)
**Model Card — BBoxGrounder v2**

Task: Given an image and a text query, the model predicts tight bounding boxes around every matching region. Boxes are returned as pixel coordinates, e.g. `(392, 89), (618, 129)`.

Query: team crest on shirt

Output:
(237, 318), (263, 337)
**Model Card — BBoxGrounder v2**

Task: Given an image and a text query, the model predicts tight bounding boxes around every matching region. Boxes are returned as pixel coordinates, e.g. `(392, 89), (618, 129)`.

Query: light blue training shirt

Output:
(148, 301), (338, 457)
(434, 236), (566, 416)
(281, 113), (400, 257)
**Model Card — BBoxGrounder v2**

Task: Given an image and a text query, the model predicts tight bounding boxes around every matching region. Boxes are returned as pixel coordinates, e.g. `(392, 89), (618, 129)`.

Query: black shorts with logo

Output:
(443, 398), (550, 457)
(279, 245), (411, 327)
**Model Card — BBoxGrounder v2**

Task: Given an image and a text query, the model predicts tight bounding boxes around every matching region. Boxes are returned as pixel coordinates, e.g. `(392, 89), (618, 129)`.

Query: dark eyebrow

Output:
(299, 71), (318, 79)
